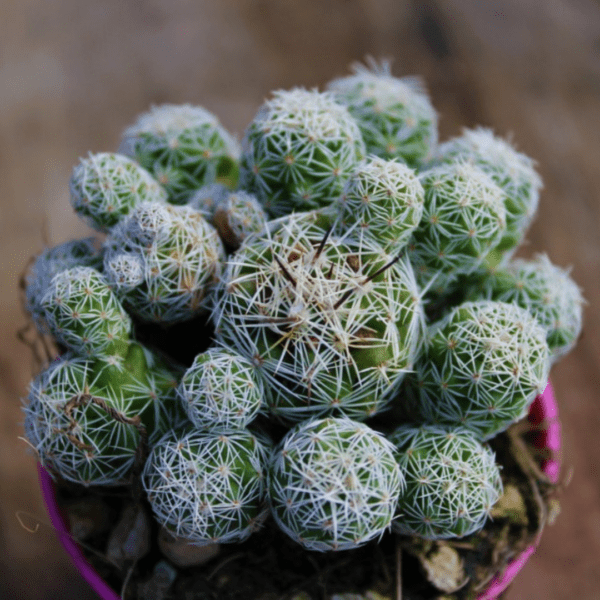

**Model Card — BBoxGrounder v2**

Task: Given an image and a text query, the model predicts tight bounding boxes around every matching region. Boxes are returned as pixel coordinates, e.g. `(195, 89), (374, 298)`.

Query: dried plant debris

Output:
(54, 416), (560, 600)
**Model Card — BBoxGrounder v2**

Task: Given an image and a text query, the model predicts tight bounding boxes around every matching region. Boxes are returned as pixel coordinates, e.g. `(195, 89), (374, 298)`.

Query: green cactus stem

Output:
(404, 300), (550, 440)
(239, 88), (365, 216)
(103, 201), (225, 323)
(69, 152), (168, 232)
(469, 253), (584, 361)
(407, 161), (507, 296)
(142, 428), (268, 545)
(25, 238), (102, 334)
(40, 266), (132, 359)
(436, 127), (542, 258)
(177, 347), (264, 431)
(389, 424), (502, 539)
(120, 104), (240, 204)
(213, 210), (424, 422)
(335, 156), (425, 253)
(268, 417), (403, 551)
(327, 59), (438, 168)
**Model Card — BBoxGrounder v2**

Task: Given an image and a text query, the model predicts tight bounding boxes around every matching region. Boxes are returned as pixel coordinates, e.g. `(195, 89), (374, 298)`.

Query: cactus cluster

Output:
(22, 60), (582, 560)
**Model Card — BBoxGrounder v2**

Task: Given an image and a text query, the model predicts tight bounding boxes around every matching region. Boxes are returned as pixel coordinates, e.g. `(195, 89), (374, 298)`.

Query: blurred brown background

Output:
(1, 0), (599, 598)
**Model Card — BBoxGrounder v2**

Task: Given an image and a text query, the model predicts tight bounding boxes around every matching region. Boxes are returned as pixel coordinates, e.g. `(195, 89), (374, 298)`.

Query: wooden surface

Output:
(1, 1), (599, 598)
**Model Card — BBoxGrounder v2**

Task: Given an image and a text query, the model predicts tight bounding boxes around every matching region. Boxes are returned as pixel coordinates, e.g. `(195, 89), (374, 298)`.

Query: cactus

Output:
(436, 127), (542, 258)
(407, 161), (507, 295)
(69, 152), (168, 232)
(239, 88), (365, 216)
(268, 417), (403, 551)
(327, 59), (438, 168)
(23, 348), (181, 486)
(24, 238), (102, 333)
(213, 210), (424, 422)
(189, 185), (268, 251)
(404, 301), (550, 440)
(103, 201), (225, 323)
(389, 424), (502, 539)
(469, 253), (584, 361)
(335, 156), (425, 253)
(142, 428), (268, 545)
(187, 183), (229, 220)
(177, 347), (264, 431)
(40, 266), (132, 359)
(120, 104), (240, 204)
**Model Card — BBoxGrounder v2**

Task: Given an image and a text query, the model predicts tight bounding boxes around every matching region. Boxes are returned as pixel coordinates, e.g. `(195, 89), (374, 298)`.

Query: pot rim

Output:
(39, 381), (560, 600)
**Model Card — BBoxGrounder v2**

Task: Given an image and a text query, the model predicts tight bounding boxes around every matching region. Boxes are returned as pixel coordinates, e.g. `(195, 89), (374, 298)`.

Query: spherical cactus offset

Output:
(177, 347), (264, 431)
(436, 127), (543, 257)
(104, 201), (225, 323)
(471, 253), (584, 361)
(389, 424), (502, 539)
(24, 238), (101, 333)
(327, 59), (438, 167)
(405, 301), (550, 440)
(23, 355), (143, 486)
(213, 210), (424, 422)
(40, 266), (132, 358)
(336, 156), (425, 253)
(212, 190), (268, 251)
(69, 152), (168, 232)
(407, 162), (507, 294)
(120, 104), (240, 204)
(190, 185), (268, 251)
(269, 417), (403, 551)
(142, 428), (268, 545)
(239, 88), (365, 216)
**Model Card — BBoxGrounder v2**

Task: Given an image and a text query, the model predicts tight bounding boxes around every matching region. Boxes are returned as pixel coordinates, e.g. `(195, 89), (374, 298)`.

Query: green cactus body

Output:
(103, 201), (225, 323)
(389, 424), (502, 539)
(470, 253), (584, 361)
(239, 88), (365, 216)
(23, 346), (183, 487)
(69, 152), (168, 232)
(24, 355), (144, 486)
(190, 185), (268, 251)
(407, 162), (507, 295)
(405, 300), (550, 440)
(40, 266), (132, 359)
(268, 417), (404, 551)
(120, 104), (240, 204)
(436, 128), (542, 257)
(213, 211), (424, 422)
(142, 428), (268, 545)
(336, 157), (425, 253)
(25, 238), (102, 333)
(327, 60), (438, 168)
(177, 348), (264, 431)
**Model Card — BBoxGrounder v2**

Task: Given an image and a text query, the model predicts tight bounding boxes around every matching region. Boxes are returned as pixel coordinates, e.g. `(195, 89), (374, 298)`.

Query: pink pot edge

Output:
(39, 381), (560, 600)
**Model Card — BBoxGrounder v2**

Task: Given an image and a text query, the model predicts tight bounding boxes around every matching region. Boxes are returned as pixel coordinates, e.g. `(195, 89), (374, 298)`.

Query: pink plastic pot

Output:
(40, 382), (560, 600)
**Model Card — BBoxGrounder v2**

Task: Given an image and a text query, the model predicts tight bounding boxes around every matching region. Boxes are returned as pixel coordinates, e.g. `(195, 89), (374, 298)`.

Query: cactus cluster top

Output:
(23, 60), (583, 552)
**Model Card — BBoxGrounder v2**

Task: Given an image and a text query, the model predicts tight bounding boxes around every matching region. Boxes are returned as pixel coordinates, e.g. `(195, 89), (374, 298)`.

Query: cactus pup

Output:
(120, 104), (240, 204)
(239, 88), (365, 216)
(268, 417), (403, 551)
(404, 300), (551, 440)
(327, 59), (438, 168)
(389, 424), (502, 539)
